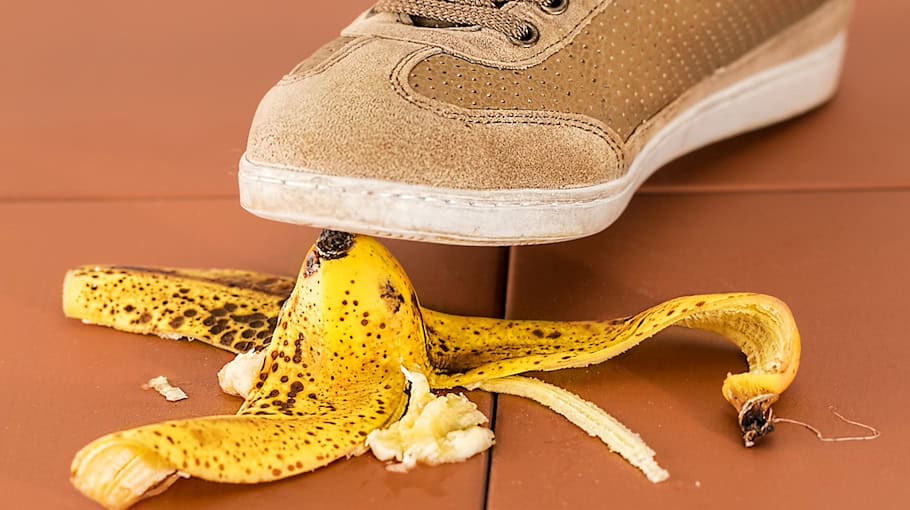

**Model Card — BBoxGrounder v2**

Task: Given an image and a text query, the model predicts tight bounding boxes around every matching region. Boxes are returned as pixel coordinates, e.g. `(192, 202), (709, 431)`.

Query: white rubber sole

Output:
(240, 32), (847, 246)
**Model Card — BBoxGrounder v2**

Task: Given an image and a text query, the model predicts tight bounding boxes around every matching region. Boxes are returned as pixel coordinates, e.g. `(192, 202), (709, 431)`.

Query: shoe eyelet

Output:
(510, 22), (540, 47)
(540, 0), (569, 16)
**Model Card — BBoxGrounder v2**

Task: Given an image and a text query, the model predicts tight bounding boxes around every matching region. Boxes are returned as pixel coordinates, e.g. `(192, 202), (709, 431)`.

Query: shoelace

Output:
(372, 0), (569, 45)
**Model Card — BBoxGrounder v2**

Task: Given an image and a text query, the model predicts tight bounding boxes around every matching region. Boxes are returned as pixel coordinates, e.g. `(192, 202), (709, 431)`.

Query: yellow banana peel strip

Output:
(65, 231), (801, 508)
(473, 376), (669, 483)
(423, 292), (800, 446)
(63, 266), (291, 353)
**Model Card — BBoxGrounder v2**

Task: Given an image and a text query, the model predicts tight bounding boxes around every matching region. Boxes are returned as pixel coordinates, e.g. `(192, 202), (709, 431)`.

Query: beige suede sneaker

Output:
(240, 0), (853, 245)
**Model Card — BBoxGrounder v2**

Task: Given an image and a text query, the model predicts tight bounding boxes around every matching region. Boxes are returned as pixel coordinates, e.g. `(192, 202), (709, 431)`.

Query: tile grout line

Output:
(481, 247), (515, 510)
(481, 388), (499, 510)
(637, 184), (910, 196)
(0, 194), (238, 205)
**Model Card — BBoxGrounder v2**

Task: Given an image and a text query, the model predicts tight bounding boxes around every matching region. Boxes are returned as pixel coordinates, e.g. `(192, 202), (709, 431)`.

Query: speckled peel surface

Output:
(63, 267), (291, 354)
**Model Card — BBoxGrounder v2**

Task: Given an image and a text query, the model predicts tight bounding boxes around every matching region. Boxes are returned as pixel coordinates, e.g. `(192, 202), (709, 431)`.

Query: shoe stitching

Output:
(243, 163), (630, 209)
(280, 37), (373, 85)
(389, 46), (628, 175)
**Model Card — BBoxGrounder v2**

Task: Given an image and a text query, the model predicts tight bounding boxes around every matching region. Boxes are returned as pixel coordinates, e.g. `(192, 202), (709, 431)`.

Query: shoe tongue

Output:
(410, 15), (464, 29)
(408, 0), (493, 29)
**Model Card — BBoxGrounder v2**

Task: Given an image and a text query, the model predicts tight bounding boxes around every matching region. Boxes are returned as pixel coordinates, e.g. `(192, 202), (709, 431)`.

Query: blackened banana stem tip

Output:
(739, 395), (777, 447)
(316, 230), (355, 260)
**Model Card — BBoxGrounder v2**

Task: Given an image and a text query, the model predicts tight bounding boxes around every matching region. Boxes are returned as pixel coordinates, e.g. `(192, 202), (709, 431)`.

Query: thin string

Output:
(773, 407), (880, 442)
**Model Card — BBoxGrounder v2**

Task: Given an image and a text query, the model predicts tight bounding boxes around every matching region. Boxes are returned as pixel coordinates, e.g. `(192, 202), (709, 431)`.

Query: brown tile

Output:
(641, 1), (910, 193)
(0, 1), (374, 200)
(0, 199), (503, 509)
(491, 191), (910, 509)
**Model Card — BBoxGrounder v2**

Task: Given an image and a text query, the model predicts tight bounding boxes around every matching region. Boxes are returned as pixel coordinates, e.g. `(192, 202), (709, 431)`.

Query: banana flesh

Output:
(217, 350), (267, 399)
(65, 231), (802, 508)
(368, 368), (495, 472)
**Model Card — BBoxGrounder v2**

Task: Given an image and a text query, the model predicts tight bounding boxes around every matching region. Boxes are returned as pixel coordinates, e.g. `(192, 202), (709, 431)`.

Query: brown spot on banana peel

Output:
(304, 252), (320, 278)
(381, 281), (405, 312)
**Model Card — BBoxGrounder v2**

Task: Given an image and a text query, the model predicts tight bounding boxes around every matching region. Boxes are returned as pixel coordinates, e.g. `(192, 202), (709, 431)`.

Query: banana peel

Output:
(64, 231), (801, 509)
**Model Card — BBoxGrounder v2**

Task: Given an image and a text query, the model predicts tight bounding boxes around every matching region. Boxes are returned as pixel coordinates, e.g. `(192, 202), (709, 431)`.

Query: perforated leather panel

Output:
(408, 0), (827, 140)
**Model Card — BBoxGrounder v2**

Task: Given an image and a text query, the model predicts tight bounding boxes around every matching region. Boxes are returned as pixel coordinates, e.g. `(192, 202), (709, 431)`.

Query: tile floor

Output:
(1, 1), (906, 509)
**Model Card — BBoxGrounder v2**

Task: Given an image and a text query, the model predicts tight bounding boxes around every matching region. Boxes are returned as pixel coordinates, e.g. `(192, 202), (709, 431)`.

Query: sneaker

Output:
(240, 0), (853, 245)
